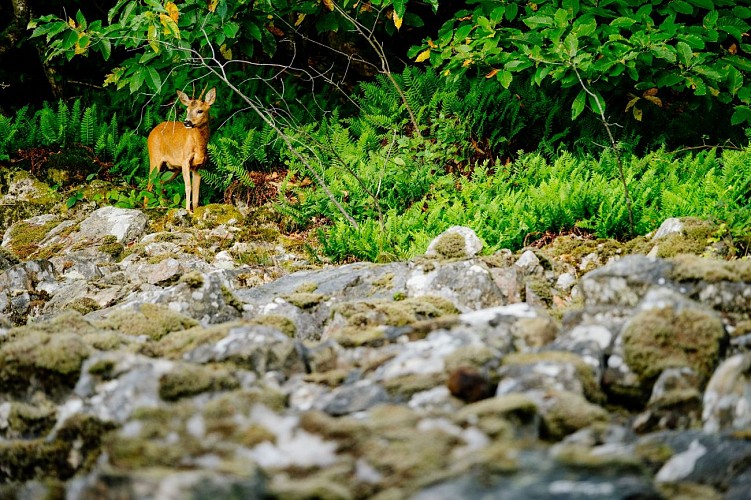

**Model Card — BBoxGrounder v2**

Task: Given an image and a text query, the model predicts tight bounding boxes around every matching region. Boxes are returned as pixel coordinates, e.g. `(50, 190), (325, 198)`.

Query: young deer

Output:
(147, 88), (216, 212)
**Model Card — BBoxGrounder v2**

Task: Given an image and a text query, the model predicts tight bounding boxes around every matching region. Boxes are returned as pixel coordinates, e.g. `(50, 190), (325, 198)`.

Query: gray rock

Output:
(703, 353), (751, 433)
(77, 206), (148, 244)
(425, 225), (483, 259)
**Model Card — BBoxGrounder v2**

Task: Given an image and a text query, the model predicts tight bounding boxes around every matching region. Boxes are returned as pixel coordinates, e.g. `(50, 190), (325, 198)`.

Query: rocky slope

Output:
(1, 173), (751, 499)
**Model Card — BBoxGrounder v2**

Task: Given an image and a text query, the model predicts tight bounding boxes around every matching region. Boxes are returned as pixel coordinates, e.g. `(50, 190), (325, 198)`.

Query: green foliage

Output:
(412, 0), (751, 128)
(205, 124), (279, 192)
(301, 146), (751, 262)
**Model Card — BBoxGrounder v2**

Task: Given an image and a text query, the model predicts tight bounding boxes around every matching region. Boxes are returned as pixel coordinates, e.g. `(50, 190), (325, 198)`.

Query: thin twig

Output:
(572, 65), (634, 237)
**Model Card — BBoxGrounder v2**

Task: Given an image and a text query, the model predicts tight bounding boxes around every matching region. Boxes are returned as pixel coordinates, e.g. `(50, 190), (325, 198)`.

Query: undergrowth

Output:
(2, 68), (750, 262)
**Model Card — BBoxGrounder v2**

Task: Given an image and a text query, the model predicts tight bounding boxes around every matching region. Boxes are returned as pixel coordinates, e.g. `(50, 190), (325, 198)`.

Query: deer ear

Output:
(176, 90), (191, 106)
(204, 88), (216, 106)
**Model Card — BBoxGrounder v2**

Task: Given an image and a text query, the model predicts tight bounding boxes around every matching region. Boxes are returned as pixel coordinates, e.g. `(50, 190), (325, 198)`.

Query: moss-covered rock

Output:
(1, 401), (58, 439)
(668, 254), (751, 283)
(431, 231), (468, 260)
(158, 362), (239, 401)
(622, 306), (725, 385)
(0, 414), (114, 482)
(193, 203), (245, 228)
(0, 312), (97, 399)
(96, 303), (199, 341)
(147, 322), (237, 359)
(501, 351), (605, 404)
(2, 215), (61, 259)
(541, 391), (609, 440)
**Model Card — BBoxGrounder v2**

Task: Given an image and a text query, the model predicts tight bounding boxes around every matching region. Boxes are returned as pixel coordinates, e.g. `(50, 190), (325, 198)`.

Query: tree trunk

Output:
(1, 0), (63, 98)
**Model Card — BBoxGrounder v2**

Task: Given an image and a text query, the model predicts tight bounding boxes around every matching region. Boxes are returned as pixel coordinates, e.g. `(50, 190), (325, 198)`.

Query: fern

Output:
(80, 104), (97, 146)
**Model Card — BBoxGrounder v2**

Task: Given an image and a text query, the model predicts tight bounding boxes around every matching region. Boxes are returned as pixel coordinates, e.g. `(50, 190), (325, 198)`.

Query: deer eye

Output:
(197, 110), (204, 114)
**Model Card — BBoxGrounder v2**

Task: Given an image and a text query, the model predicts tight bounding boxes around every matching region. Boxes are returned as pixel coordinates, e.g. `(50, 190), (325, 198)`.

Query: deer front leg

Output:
(192, 170), (201, 212)
(182, 163), (192, 212)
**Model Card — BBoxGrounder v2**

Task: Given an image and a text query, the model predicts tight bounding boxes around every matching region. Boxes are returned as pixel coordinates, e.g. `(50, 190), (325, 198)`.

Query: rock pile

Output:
(1, 200), (750, 499)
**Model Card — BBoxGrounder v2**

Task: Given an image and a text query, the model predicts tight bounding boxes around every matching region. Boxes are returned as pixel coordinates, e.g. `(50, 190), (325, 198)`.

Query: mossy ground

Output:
(622, 306), (725, 385)
(96, 303), (199, 341)
(501, 351), (605, 404)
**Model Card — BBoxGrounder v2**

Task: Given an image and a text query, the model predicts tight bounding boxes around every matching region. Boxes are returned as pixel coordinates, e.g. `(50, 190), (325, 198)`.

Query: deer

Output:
(147, 88), (216, 212)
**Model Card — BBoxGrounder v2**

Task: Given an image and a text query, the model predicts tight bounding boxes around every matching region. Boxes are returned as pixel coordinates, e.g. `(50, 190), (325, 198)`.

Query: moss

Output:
(236, 424), (277, 448)
(668, 254), (751, 283)
(202, 388), (288, 419)
(179, 270), (205, 288)
(251, 314), (297, 338)
(334, 296), (458, 336)
(270, 472), (353, 500)
(383, 373), (445, 399)
(97, 303), (198, 341)
(0, 439), (69, 482)
(0, 414), (114, 482)
(526, 275), (554, 305)
(456, 393), (539, 429)
(0, 246), (20, 270)
(501, 351), (605, 404)
(221, 285), (245, 312)
(193, 203), (245, 229)
(294, 281), (319, 293)
(283, 292), (327, 309)
(553, 443), (643, 473)
(633, 441), (675, 471)
(372, 273), (395, 289)
(147, 322), (237, 359)
(622, 306), (725, 384)
(656, 482), (722, 500)
(3, 217), (60, 259)
(158, 363), (239, 401)
(431, 231), (468, 260)
(4, 401), (57, 439)
(65, 297), (100, 315)
(542, 391), (609, 440)
(444, 345), (498, 373)
(655, 218), (724, 258)
(98, 234), (124, 259)
(0, 321), (92, 398)
(304, 369), (349, 387)
(88, 358), (116, 378)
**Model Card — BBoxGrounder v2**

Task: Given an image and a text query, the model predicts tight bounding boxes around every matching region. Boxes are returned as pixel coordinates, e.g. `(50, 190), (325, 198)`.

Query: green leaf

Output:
(524, 16), (554, 28)
(497, 70), (513, 89)
(588, 91), (605, 115)
(97, 37), (112, 61)
(564, 33), (578, 57)
(610, 17), (636, 28)
(670, 1), (693, 15)
(574, 16), (597, 37)
(247, 22), (262, 42)
(703, 9), (718, 27)
(651, 45), (676, 63)
(454, 23), (473, 42)
(505, 3), (519, 21)
(717, 16), (749, 42)
(145, 66), (161, 92)
(75, 10), (87, 29)
(572, 89), (586, 119)
(686, 0), (713, 9)
(392, 0), (406, 18)
(676, 41), (693, 66)
(731, 105), (751, 125)
(678, 34), (705, 50)
(727, 66), (743, 96)
(733, 6), (751, 19)
(129, 67), (145, 93)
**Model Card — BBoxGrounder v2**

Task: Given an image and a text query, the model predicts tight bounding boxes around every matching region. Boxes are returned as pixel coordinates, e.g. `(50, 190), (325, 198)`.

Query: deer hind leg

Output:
(192, 170), (201, 212)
